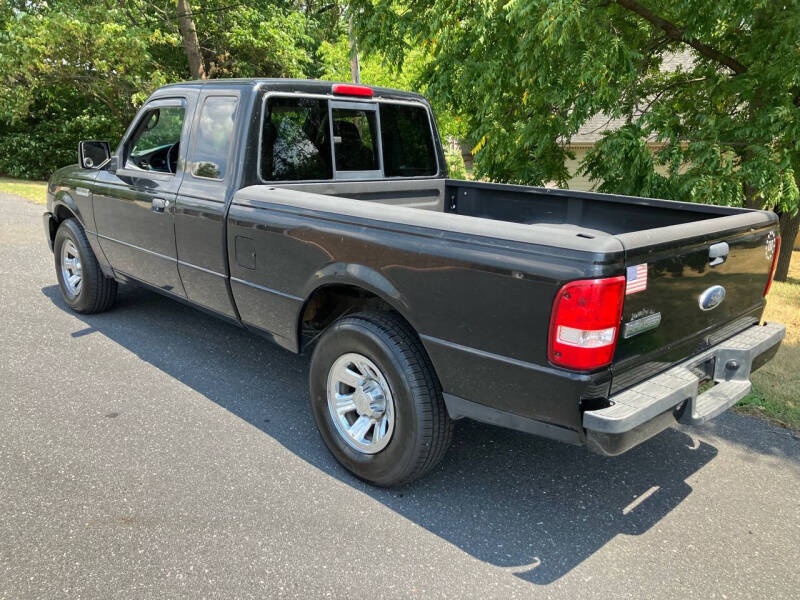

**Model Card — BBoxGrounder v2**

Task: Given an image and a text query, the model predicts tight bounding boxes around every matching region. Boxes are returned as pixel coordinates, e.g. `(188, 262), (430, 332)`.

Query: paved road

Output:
(1, 193), (799, 599)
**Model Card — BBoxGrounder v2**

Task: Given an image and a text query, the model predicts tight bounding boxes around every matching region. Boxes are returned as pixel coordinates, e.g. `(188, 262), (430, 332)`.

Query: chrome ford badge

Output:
(699, 285), (726, 311)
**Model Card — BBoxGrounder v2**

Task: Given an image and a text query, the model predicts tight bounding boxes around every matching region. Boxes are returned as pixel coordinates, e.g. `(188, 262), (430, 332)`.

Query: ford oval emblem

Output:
(699, 285), (726, 311)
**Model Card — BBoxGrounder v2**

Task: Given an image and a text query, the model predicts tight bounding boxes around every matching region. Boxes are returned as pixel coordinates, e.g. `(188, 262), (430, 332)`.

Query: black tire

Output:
(54, 218), (117, 314)
(309, 311), (453, 486)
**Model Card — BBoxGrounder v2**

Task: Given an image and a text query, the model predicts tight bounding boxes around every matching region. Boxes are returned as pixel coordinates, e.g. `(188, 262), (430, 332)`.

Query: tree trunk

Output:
(349, 15), (360, 83)
(774, 211), (799, 282)
(742, 182), (762, 210)
(177, 0), (206, 80)
(773, 160), (800, 282)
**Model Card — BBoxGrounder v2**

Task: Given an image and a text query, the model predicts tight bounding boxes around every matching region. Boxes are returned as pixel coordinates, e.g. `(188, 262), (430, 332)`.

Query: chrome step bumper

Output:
(584, 322), (785, 455)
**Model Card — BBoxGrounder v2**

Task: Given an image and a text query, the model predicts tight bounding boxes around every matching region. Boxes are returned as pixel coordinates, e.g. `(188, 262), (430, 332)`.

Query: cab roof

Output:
(157, 78), (428, 103)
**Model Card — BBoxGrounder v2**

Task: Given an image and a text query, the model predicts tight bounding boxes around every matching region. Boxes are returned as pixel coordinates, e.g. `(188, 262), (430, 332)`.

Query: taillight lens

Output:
(764, 235), (781, 297)
(331, 83), (374, 97)
(548, 276), (626, 370)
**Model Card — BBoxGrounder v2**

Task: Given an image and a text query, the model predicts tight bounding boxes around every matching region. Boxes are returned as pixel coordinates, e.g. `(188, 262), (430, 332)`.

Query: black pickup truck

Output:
(44, 79), (785, 486)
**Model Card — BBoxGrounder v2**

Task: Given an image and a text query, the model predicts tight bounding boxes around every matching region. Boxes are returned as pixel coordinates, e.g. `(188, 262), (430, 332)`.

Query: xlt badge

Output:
(623, 312), (662, 338)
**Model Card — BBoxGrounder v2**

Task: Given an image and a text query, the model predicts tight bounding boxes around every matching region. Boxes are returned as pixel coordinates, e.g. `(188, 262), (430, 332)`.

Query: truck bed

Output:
(274, 177), (755, 238)
(445, 180), (726, 234)
(238, 178), (777, 404)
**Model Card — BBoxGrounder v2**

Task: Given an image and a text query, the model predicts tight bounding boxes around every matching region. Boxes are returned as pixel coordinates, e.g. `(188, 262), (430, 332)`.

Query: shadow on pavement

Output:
(45, 284), (721, 585)
(690, 411), (800, 466)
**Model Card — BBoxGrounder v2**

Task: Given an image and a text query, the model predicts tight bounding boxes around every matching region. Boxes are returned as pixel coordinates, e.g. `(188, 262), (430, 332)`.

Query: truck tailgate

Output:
(611, 215), (779, 393)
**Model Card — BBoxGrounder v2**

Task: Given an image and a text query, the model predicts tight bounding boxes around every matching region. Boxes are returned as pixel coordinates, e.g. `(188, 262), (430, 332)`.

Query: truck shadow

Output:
(45, 283), (723, 585)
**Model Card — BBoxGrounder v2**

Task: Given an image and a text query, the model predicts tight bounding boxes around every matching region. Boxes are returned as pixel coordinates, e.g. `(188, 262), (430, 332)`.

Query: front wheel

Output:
(54, 218), (117, 314)
(309, 311), (453, 486)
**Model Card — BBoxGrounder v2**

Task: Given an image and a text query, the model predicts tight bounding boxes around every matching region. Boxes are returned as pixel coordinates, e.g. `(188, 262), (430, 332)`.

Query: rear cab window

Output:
(260, 93), (438, 182)
(262, 97), (332, 181)
(331, 105), (380, 175)
(380, 103), (437, 177)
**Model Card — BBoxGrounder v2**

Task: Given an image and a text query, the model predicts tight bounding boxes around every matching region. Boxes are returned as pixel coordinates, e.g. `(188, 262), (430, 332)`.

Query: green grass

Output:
(0, 177), (47, 204)
(736, 250), (800, 430)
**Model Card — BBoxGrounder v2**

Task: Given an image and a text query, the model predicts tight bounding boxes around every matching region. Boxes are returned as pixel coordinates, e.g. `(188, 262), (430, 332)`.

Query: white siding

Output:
(564, 148), (595, 191)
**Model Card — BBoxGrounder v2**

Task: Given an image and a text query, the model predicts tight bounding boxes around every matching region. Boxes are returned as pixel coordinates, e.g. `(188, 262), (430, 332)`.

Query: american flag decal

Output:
(626, 264), (648, 295)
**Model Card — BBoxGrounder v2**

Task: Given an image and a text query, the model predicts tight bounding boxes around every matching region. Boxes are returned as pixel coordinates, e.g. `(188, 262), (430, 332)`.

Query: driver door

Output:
(94, 96), (194, 295)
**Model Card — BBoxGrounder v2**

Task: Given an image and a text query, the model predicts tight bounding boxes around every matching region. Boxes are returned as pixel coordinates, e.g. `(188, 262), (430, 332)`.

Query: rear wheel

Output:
(54, 218), (117, 314)
(309, 311), (453, 486)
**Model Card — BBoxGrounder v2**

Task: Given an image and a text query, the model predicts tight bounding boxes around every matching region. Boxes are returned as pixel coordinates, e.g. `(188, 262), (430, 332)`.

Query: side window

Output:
(332, 108), (379, 172)
(191, 96), (238, 180)
(125, 106), (185, 174)
(379, 103), (437, 177)
(262, 97), (331, 181)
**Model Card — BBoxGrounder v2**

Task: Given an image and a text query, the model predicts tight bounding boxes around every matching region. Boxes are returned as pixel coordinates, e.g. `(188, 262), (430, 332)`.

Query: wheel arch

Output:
(50, 191), (114, 278)
(50, 191), (85, 237)
(297, 265), (420, 353)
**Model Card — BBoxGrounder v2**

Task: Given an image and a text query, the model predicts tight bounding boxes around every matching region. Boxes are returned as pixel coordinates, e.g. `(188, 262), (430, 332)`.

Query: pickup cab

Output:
(44, 79), (785, 486)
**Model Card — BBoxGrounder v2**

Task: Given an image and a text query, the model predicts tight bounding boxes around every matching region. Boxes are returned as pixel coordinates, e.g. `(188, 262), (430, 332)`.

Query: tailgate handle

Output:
(708, 242), (729, 267)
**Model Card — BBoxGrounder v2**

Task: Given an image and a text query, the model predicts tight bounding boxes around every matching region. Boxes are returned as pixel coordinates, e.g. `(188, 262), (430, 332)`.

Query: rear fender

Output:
(302, 262), (412, 319)
(295, 262), (424, 354)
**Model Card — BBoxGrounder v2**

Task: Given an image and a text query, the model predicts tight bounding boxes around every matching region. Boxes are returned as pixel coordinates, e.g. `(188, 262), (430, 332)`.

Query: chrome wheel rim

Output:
(326, 352), (395, 454)
(60, 239), (82, 297)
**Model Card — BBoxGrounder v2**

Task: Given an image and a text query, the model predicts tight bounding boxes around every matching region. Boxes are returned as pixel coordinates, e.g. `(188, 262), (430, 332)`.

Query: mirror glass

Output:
(79, 140), (111, 169)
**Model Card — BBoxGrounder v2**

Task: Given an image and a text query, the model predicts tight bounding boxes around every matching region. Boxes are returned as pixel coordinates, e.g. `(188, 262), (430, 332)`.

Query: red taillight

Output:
(548, 276), (626, 371)
(331, 83), (374, 97)
(764, 234), (781, 297)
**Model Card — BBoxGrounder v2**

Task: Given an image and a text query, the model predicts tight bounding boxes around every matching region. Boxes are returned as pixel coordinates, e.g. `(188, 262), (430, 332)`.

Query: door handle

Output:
(151, 197), (168, 213)
(708, 241), (729, 267)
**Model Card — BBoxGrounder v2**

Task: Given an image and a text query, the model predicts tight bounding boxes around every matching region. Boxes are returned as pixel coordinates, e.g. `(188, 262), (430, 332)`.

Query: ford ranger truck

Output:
(43, 79), (785, 486)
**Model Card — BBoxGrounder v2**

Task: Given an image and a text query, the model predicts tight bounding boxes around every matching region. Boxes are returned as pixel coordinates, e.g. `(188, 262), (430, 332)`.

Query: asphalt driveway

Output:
(1, 192), (799, 599)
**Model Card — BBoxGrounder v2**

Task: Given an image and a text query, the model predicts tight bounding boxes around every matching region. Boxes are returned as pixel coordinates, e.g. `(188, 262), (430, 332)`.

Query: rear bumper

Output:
(584, 322), (785, 456)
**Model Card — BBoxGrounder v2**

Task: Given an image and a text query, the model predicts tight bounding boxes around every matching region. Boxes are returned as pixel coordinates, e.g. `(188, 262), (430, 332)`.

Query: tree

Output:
(316, 35), (467, 141)
(176, 0), (206, 79)
(0, 0), (346, 177)
(0, 2), (181, 177)
(352, 0), (800, 279)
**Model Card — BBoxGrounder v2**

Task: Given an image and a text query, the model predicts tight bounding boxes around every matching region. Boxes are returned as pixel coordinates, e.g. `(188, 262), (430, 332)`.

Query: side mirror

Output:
(78, 140), (111, 170)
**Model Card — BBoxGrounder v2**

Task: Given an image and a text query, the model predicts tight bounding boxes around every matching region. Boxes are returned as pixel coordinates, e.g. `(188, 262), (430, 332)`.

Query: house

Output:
(459, 52), (694, 192)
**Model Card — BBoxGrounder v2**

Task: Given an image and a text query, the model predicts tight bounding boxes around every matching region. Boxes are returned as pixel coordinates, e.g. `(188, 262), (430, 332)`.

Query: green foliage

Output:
(0, 2), (179, 177)
(4, 0), (799, 225)
(0, 0), (464, 181)
(316, 35), (467, 142)
(0, 0), (346, 178)
(444, 149), (467, 179)
(189, 2), (321, 78)
(352, 0), (800, 213)
(581, 124), (675, 200)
